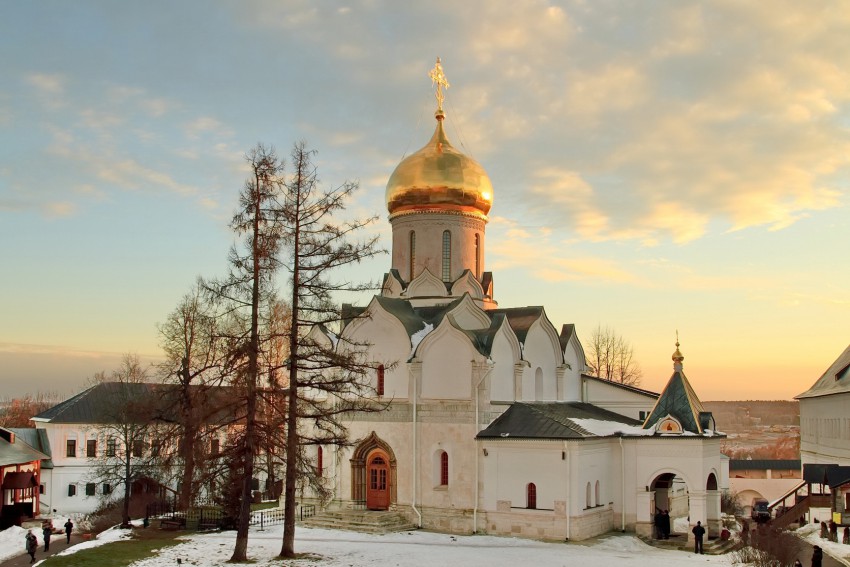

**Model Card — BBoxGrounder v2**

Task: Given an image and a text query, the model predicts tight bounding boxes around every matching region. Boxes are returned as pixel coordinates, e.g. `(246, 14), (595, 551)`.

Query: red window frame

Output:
(440, 451), (449, 486)
(317, 446), (323, 477)
(527, 483), (537, 509)
(377, 364), (385, 396)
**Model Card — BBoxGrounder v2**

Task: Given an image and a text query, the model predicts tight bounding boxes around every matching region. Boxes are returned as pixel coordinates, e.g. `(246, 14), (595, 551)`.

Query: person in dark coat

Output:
(42, 521), (52, 552)
(654, 509), (663, 539)
(25, 530), (37, 563)
(64, 518), (74, 544)
(692, 521), (706, 554)
(662, 510), (671, 539)
(812, 545), (823, 567)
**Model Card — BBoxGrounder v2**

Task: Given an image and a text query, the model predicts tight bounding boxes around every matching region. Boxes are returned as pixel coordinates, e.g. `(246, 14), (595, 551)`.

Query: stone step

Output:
(301, 510), (417, 534)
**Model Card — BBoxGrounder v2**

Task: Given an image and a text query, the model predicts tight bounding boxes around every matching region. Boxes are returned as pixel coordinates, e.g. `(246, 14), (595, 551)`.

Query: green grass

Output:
(251, 500), (280, 511)
(43, 529), (183, 566)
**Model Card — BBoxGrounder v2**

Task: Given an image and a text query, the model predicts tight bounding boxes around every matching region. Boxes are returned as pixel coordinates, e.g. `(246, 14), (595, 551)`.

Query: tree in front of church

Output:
(205, 144), (288, 562)
(585, 325), (643, 386)
(87, 354), (162, 527)
(278, 141), (385, 558)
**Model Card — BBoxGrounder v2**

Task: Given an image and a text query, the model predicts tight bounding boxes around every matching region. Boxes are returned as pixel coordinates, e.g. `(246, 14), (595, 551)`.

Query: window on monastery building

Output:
(317, 446), (323, 477)
(586, 482), (592, 508)
(39, 484), (45, 495)
(442, 230), (451, 282)
(66, 439), (76, 458)
(68, 484), (76, 497)
(151, 441), (161, 457)
(103, 483), (112, 495)
(440, 451), (449, 486)
(475, 233), (480, 278)
(85, 483), (96, 496)
(211, 438), (220, 455)
(377, 364), (385, 396)
(527, 483), (537, 509)
(86, 439), (97, 457)
(639, 411), (647, 421)
(106, 438), (116, 457)
(595, 481), (600, 507)
(132, 440), (144, 458)
(251, 478), (260, 491)
(409, 231), (416, 280)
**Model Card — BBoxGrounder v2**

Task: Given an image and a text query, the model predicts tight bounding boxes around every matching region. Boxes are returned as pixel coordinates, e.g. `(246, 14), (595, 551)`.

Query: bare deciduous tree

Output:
(206, 144), (287, 562)
(279, 141), (386, 558)
(585, 325), (643, 386)
(156, 282), (228, 510)
(87, 354), (161, 527)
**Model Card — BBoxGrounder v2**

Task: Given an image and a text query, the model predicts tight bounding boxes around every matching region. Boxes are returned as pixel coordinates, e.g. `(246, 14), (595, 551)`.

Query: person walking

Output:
(812, 545), (823, 567)
(25, 530), (38, 564)
(692, 520), (706, 554)
(42, 520), (53, 551)
(662, 510), (671, 539)
(64, 518), (74, 544)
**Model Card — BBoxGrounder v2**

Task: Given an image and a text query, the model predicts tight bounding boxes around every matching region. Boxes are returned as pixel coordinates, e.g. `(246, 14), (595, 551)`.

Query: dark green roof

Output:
(8, 428), (53, 468)
(643, 370), (707, 434)
(0, 428), (50, 467)
(477, 402), (642, 440)
(729, 459), (800, 471)
(486, 307), (544, 343)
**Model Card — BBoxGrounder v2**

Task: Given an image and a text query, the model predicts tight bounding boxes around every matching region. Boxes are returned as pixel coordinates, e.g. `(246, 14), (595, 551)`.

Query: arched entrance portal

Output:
(351, 432), (397, 510)
(366, 450), (390, 510)
(650, 472), (689, 536)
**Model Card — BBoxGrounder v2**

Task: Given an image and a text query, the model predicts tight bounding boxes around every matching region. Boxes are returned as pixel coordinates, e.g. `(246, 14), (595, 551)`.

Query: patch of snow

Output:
(569, 418), (656, 437)
(120, 525), (734, 567)
(797, 523), (850, 564)
(409, 323), (433, 356)
(326, 330), (339, 348)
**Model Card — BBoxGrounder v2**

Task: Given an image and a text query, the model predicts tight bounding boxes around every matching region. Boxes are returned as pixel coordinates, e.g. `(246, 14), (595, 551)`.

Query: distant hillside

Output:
(704, 400), (800, 460)
(703, 400), (799, 431)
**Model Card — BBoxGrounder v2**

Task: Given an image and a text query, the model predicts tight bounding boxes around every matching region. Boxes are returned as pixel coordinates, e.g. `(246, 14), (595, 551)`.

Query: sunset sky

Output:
(1, 1), (848, 401)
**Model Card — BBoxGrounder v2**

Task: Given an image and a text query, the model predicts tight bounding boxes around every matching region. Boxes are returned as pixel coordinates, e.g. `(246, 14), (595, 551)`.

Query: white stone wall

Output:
(800, 392), (850, 465)
(582, 378), (656, 421)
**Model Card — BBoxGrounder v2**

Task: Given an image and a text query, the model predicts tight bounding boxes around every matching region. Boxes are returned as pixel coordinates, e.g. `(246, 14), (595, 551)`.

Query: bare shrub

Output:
(733, 527), (804, 567)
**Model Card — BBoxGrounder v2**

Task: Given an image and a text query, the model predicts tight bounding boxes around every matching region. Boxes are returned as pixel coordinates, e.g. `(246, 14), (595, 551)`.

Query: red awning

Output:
(2, 471), (37, 490)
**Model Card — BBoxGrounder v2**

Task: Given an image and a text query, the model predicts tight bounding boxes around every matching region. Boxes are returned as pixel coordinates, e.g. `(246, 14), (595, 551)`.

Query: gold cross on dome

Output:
(429, 57), (450, 112)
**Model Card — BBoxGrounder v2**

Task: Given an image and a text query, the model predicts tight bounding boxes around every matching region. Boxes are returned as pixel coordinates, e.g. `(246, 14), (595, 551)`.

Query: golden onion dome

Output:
(385, 111), (493, 219)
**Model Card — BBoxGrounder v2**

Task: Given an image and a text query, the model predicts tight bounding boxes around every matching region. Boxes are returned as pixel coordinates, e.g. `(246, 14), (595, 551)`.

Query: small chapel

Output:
(308, 59), (725, 542)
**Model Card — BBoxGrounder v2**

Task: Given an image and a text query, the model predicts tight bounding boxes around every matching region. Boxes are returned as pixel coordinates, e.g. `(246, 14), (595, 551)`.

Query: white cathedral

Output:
(308, 60), (726, 542)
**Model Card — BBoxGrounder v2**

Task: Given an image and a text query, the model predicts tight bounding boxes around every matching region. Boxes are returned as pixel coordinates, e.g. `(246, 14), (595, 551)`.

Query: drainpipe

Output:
(473, 362), (494, 533)
(620, 435), (626, 532)
(564, 441), (571, 541)
(411, 364), (421, 528)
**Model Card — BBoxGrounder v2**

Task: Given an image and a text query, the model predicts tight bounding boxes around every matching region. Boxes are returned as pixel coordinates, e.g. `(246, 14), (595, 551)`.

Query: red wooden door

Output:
(366, 453), (389, 510)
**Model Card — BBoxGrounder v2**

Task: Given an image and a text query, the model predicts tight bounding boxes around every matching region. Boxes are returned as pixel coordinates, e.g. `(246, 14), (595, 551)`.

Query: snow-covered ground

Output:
(797, 523), (850, 565)
(43, 525), (736, 567)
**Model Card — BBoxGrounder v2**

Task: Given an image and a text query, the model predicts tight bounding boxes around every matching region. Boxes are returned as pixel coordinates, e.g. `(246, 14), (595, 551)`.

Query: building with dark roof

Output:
(299, 61), (727, 543)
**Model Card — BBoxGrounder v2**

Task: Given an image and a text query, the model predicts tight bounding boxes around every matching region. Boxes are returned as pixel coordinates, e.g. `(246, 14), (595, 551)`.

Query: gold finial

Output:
(673, 330), (684, 366)
(429, 57), (450, 114)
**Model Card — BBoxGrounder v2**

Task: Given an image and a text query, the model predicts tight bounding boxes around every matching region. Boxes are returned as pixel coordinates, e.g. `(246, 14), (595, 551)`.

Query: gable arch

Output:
(416, 318), (483, 400)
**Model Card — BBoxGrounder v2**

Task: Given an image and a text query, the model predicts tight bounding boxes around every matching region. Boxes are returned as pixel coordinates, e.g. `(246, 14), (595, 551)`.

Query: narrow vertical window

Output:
(586, 482), (592, 508)
(595, 480), (600, 507)
(440, 451), (449, 486)
(527, 483), (537, 509)
(66, 439), (76, 458)
(442, 230), (451, 282)
(86, 439), (97, 457)
(377, 364), (385, 397)
(475, 233), (480, 278)
(317, 446), (323, 477)
(409, 231), (416, 281)
(106, 438), (116, 457)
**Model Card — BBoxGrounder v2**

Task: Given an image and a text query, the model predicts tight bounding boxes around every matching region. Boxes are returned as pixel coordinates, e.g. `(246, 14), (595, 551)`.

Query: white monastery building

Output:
(309, 60), (726, 542)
